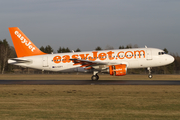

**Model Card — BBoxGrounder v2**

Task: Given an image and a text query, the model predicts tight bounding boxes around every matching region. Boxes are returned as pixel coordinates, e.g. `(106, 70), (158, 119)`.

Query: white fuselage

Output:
(8, 48), (174, 72)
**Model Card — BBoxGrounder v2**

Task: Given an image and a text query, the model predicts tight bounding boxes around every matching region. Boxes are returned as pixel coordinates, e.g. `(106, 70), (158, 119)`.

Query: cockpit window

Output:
(158, 52), (165, 55)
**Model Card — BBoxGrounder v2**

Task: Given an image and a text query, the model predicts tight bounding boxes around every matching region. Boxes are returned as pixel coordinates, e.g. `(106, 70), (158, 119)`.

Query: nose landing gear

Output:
(147, 67), (153, 79)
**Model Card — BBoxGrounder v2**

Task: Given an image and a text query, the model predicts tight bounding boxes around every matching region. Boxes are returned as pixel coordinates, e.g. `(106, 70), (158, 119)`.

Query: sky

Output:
(0, 0), (180, 54)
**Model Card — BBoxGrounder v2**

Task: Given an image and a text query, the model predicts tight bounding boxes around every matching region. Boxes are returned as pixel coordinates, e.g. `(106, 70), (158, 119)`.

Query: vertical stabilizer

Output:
(9, 27), (46, 57)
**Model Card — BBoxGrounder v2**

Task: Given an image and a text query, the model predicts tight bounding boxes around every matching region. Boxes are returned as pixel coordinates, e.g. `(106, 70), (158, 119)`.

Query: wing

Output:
(70, 58), (120, 70)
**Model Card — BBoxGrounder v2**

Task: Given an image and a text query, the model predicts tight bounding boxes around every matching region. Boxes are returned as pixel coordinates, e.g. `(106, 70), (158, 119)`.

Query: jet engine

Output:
(109, 64), (127, 76)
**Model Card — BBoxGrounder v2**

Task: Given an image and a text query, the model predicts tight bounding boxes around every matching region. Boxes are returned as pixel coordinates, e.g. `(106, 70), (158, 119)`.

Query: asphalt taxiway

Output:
(0, 80), (180, 85)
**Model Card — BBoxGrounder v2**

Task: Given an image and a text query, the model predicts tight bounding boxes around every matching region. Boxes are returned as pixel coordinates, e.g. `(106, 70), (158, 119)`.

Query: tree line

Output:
(0, 39), (180, 74)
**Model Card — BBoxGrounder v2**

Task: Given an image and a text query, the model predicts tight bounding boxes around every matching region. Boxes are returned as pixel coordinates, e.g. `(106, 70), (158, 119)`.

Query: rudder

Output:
(9, 27), (46, 57)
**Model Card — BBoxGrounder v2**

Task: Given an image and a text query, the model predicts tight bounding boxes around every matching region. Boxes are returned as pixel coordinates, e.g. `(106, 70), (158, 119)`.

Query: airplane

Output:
(8, 27), (174, 80)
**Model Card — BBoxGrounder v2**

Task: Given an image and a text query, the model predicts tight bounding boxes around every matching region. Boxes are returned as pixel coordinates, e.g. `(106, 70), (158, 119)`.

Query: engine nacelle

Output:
(109, 64), (127, 76)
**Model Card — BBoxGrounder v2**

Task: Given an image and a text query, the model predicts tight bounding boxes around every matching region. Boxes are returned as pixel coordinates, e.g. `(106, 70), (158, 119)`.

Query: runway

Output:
(0, 80), (180, 85)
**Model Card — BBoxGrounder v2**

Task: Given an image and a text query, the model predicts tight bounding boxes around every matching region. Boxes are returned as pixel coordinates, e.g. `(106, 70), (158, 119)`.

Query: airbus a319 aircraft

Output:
(8, 27), (174, 80)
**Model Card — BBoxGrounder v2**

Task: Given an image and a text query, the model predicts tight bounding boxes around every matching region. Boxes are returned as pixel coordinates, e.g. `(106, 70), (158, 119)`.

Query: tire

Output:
(148, 74), (153, 79)
(91, 75), (99, 81)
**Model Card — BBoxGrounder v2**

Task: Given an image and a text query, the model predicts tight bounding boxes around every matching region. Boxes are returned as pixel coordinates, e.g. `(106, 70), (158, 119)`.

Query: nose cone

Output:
(167, 55), (174, 64)
(169, 55), (175, 63)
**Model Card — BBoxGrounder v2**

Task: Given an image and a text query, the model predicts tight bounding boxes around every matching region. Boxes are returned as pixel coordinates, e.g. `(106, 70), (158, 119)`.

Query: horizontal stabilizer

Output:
(8, 58), (32, 64)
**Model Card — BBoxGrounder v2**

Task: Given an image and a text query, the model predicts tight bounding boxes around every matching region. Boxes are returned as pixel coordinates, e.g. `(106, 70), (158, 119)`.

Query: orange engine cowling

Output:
(109, 64), (127, 76)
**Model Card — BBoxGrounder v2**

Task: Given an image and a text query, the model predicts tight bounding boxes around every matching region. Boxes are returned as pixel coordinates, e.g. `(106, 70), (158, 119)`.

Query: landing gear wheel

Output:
(91, 75), (99, 81)
(97, 75), (99, 80)
(148, 74), (153, 79)
(147, 67), (153, 79)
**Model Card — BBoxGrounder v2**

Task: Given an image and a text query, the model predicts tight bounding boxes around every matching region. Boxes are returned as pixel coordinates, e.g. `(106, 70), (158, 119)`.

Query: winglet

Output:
(9, 27), (46, 57)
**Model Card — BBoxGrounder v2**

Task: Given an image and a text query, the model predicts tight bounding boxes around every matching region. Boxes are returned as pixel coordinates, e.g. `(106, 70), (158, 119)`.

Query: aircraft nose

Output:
(168, 55), (174, 64)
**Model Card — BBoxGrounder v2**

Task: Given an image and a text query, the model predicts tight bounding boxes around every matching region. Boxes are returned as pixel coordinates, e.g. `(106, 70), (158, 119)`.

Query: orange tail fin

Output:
(9, 27), (46, 57)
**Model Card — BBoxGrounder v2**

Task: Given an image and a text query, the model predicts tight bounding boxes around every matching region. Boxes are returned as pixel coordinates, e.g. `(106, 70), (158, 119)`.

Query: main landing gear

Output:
(91, 71), (99, 81)
(147, 67), (153, 79)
